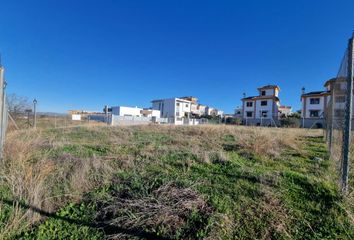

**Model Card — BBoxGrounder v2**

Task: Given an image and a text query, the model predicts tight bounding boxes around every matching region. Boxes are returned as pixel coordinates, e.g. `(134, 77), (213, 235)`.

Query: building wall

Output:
(152, 99), (176, 118)
(259, 89), (275, 96)
(152, 98), (192, 119)
(111, 106), (143, 117)
(255, 99), (274, 119)
(303, 96), (326, 118)
(243, 101), (255, 118)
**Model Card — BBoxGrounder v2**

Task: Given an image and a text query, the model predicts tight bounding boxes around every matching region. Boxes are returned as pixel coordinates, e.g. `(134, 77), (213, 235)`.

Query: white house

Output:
(241, 85), (281, 126)
(111, 106), (143, 117)
(151, 98), (192, 125)
(278, 106), (292, 117)
(300, 78), (349, 128)
(141, 109), (161, 118)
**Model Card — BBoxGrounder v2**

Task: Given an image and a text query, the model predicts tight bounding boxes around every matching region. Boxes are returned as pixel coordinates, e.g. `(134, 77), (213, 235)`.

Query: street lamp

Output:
(33, 99), (37, 129)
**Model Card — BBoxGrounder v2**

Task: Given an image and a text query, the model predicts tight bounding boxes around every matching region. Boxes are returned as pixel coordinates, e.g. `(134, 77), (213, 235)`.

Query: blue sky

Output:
(1, 0), (354, 113)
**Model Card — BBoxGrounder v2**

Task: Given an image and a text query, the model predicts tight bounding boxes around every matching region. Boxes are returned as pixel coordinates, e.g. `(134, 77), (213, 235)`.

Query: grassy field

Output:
(0, 125), (353, 239)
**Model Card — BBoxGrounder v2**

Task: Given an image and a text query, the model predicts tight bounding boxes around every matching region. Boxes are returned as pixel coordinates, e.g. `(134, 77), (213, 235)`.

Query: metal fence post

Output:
(33, 99), (37, 129)
(341, 36), (354, 194)
(0, 66), (5, 160)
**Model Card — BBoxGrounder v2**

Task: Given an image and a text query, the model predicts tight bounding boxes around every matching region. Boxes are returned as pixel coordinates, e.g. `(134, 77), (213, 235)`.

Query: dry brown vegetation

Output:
(1, 124), (351, 239)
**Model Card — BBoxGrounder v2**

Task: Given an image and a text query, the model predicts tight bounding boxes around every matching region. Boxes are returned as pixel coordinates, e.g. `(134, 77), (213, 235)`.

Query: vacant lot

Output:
(0, 125), (353, 239)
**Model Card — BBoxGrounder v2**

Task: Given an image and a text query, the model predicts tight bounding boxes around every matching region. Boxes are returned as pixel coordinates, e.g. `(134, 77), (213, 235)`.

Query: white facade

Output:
(111, 106), (143, 117)
(151, 98), (192, 125)
(254, 99), (275, 119)
(241, 85), (281, 124)
(71, 114), (82, 121)
(302, 96), (328, 118)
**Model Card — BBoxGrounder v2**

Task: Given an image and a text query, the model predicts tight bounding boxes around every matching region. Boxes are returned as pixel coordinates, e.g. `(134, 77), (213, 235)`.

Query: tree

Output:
(6, 93), (31, 117)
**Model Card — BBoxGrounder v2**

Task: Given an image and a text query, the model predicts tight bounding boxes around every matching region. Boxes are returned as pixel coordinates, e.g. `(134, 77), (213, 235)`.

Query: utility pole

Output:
(33, 99), (37, 129)
(341, 35), (354, 194)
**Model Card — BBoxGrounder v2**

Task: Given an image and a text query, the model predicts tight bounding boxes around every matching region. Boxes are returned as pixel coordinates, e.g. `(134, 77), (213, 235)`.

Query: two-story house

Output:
(241, 85), (281, 126)
(300, 77), (348, 128)
(151, 98), (192, 125)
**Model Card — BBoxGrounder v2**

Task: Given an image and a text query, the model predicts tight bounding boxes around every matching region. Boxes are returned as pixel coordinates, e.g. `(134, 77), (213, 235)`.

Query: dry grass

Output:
(0, 124), (324, 238)
(0, 128), (114, 238)
(96, 182), (212, 239)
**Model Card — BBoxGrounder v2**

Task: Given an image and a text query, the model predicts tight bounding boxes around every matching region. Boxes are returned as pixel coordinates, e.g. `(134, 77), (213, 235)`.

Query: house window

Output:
(261, 111), (268, 117)
(261, 101), (268, 106)
(310, 98), (320, 104)
(261, 90), (266, 96)
(185, 104), (189, 107)
(176, 111), (180, 117)
(246, 111), (253, 117)
(176, 102), (180, 106)
(246, 102), (253, 107)
(310, 110), (320, 117)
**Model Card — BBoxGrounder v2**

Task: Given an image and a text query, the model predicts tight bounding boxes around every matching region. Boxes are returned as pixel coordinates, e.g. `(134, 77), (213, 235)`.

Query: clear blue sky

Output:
(1, 0), (354, 113)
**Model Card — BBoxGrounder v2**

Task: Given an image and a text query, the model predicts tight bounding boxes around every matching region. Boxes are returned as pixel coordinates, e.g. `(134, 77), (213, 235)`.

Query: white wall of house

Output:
(111, 106), (142, 117)
(303, 97), (325, 118)
(152, 98), (191, 120)
(255, 99), (274, 119)
(243, 101), (255, 118)
(259, 89), (275, 96)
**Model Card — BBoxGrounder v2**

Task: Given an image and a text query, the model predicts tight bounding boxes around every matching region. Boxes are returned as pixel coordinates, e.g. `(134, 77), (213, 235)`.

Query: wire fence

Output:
(325, 36), (353, 194)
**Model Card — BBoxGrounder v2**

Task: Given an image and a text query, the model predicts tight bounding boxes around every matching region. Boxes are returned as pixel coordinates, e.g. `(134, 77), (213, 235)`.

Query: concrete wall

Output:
(243, 118), (280, 127)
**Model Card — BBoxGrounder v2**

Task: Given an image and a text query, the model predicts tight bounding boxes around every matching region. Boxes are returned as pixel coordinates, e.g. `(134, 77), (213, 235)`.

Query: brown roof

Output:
(258, 85), (280, 91)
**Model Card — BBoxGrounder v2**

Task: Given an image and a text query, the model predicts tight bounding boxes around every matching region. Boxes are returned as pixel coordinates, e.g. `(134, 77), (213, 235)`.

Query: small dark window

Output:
(261, 90), (266, 96)
(310, 98), (320, 104)
(246, 102), (253, 107)
(176, 102), (180, 106)
(310, 110), (319, 117)
(186, 104), (189, 107)
(261, 111), (268, 117)
(261, 101), (268, 106)
(246, 111), (253, 117)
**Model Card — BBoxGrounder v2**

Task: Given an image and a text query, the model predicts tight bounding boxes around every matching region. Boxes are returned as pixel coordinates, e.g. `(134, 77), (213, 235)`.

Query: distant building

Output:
(300, 79), (335, 128)
(111, 106), (143, 117)
(234, 107), (242, 118)
(151, 98), (192, 125)
(278, 106), (292, 117)
(241, 85), (281, 126)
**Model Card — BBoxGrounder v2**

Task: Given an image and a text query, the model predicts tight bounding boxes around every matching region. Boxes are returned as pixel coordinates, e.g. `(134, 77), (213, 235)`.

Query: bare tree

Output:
(6, 93), (31, 117)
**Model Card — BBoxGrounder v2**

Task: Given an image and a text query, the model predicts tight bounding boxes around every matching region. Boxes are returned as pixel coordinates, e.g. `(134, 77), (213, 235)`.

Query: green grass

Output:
(2, 126), (354, 239)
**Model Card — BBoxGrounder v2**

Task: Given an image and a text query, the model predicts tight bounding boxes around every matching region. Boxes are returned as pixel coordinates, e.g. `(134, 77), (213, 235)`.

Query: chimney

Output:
(301, 87), (305, 95)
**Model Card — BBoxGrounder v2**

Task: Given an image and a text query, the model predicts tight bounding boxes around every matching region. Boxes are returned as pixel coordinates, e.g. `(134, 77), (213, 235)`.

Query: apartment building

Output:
(241, 85), (281, 125)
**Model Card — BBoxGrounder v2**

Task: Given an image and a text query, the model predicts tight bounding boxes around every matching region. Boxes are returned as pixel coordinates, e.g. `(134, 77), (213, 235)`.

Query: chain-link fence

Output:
(325, 36), (353, 193)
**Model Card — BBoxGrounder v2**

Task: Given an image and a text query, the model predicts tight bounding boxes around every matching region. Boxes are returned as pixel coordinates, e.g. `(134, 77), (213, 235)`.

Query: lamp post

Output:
(33, 99), (37, 129)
